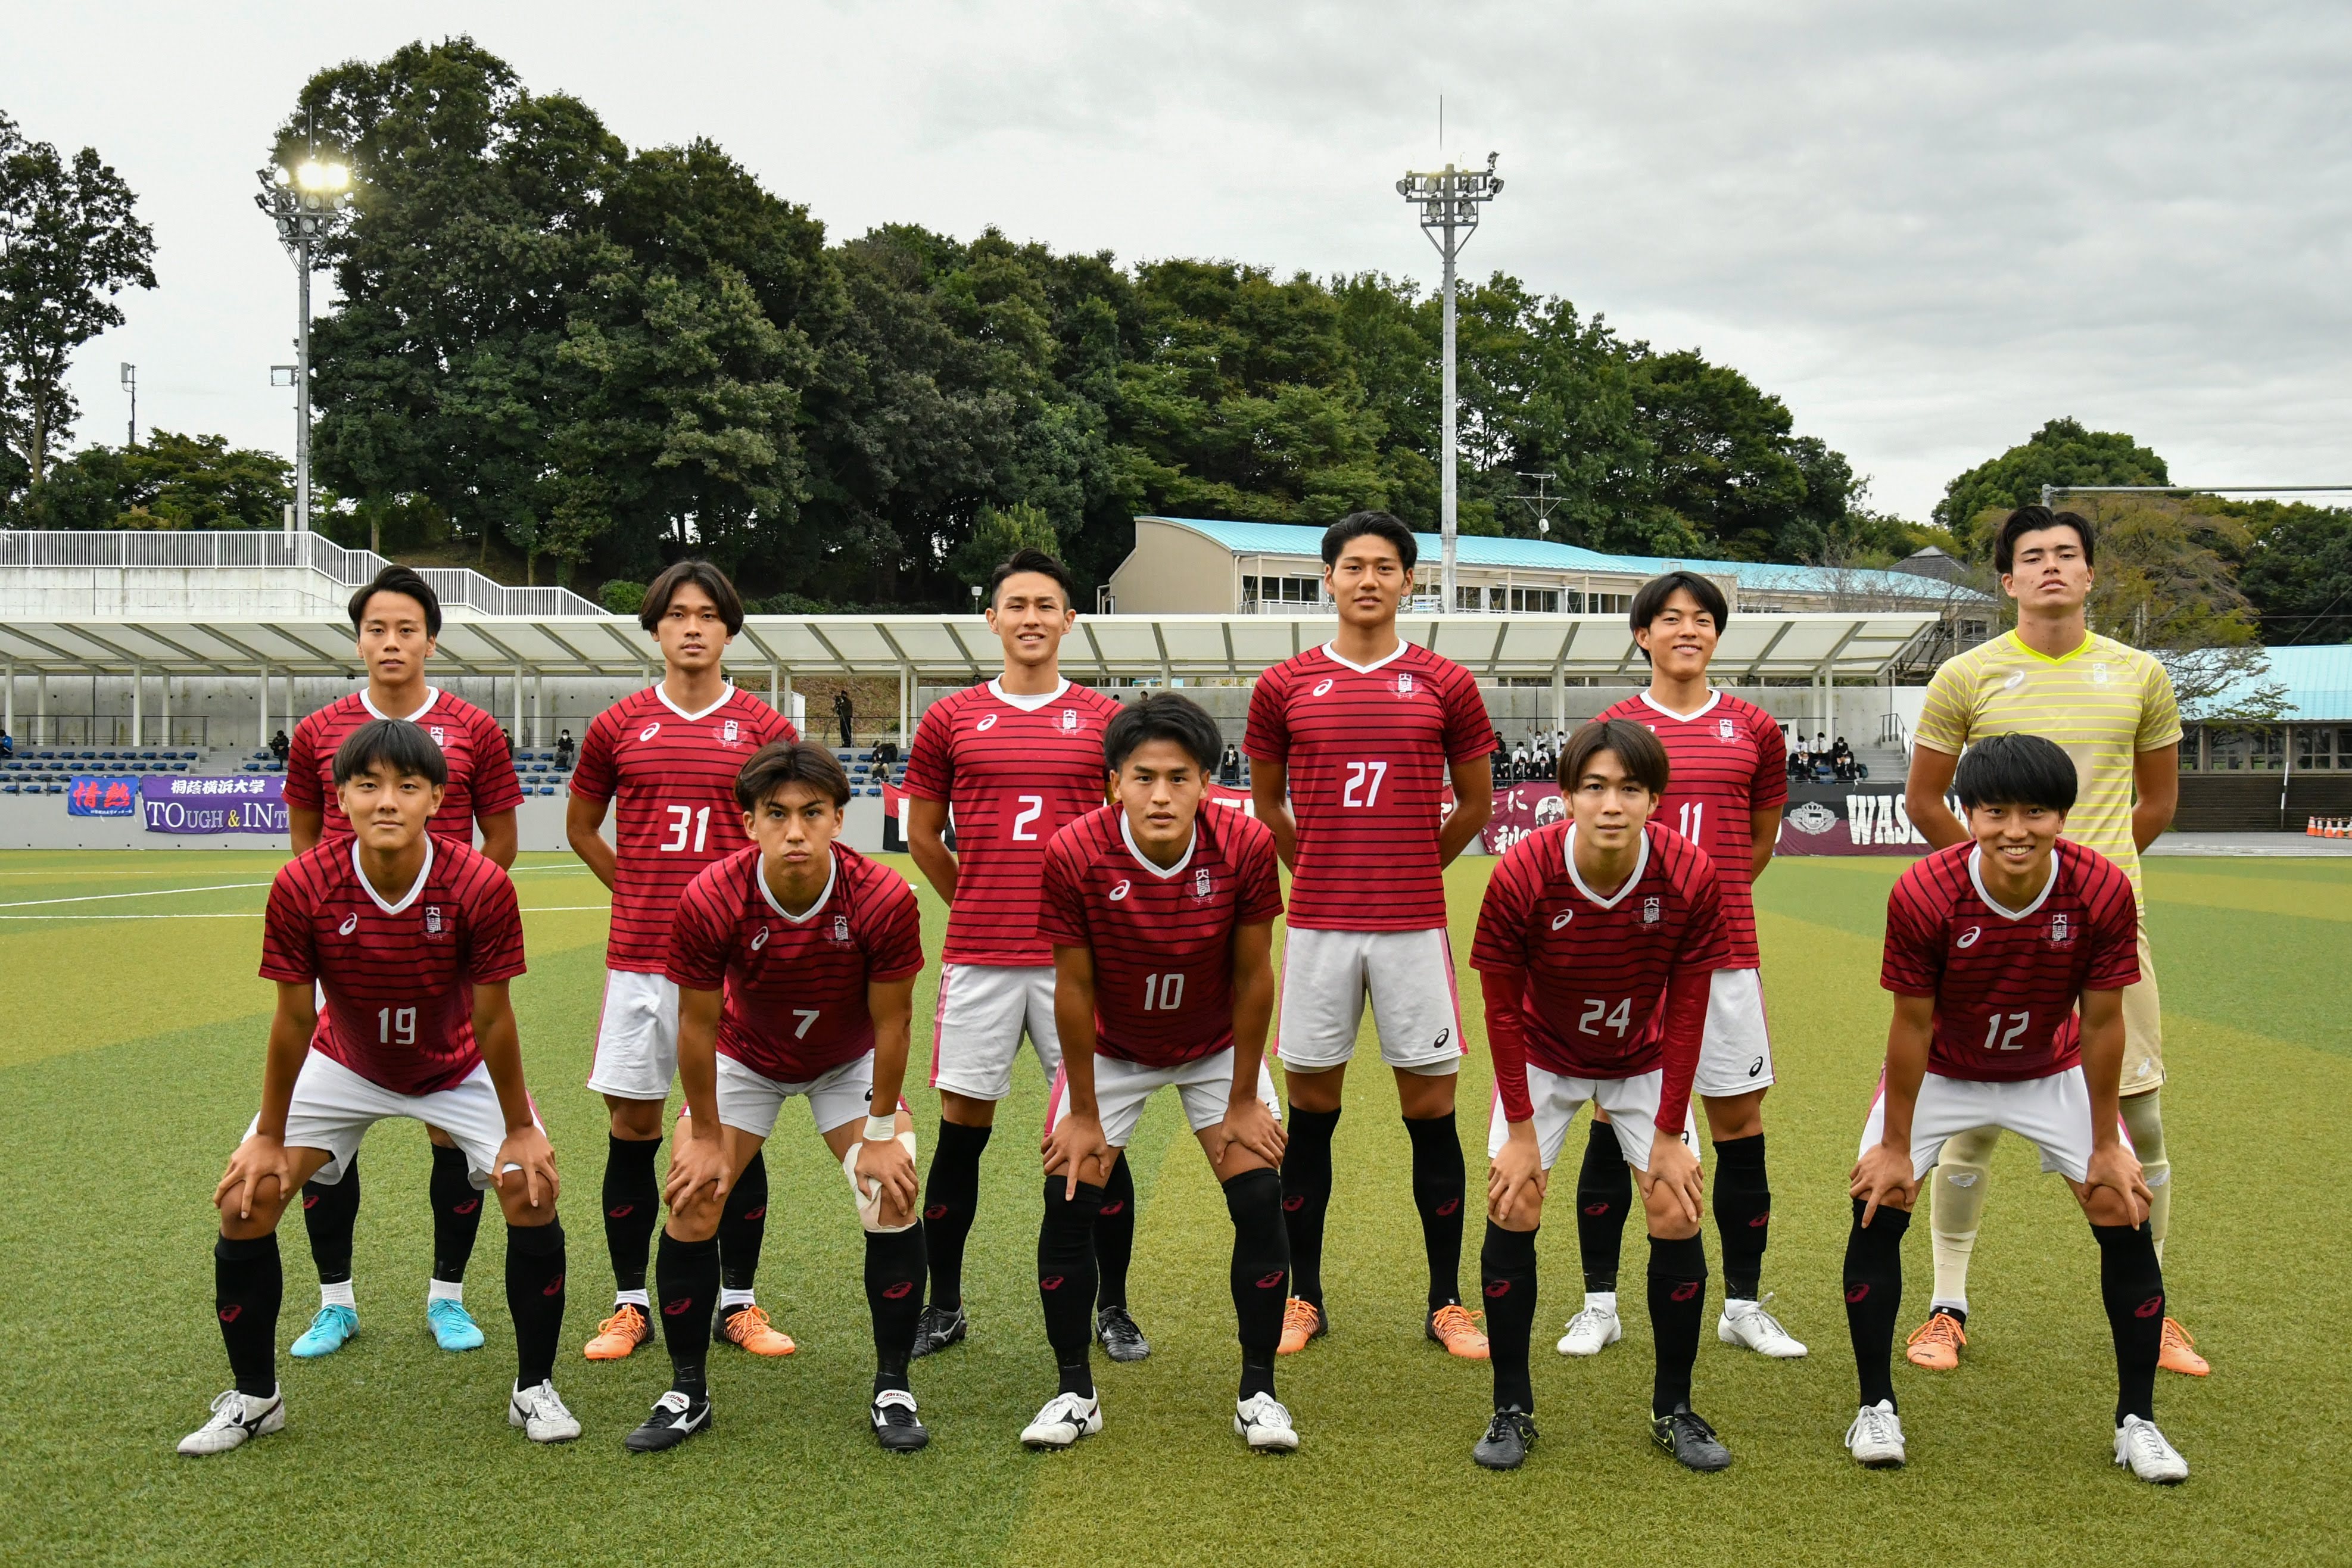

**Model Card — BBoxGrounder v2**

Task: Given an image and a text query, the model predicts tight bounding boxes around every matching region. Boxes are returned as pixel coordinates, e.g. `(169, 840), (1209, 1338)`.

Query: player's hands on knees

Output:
(856, 1135), (920, 1215)
(1639, 1131), (1704, 1228)
(1212, 1098), (1286, 1173)
(663, 1120), (731, 1211)
(1487, 1122), (1546, 1226)
(496, 1126), (559, 1211)
(1849, 1142), (1918, 1227)
(1042, 1112), (1110, 1200)
(215, 1134), (297, 1220)
(2084, 1143), (2152, 1226)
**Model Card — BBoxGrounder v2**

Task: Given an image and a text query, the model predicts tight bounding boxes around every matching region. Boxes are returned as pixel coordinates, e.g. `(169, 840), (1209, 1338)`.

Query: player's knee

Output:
(938, 1090), (999, 1129)
(1393, 1066), (1456, 1120)
(1702, 1092), (1765, 1141)
(606, 1098), (663, 1140)
(1641, 1189), (1701, 1240)
(492, 1170), (557, 1226)
(1284, 1064), (1343, 1115)
(2079, 1183), (2137, 1229)
(665, 1199), (722, 1243)
(217, 1203), (285, 1242)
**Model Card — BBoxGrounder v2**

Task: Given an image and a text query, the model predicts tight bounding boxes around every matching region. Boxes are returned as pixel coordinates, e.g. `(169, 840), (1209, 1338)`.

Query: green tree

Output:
(948, 501), (1059, 590)
(1933, 417), (2169, 553)
(2230, 501), (2352, 645)
(0, 111), (157, 487)
(9, 432), (290, 529)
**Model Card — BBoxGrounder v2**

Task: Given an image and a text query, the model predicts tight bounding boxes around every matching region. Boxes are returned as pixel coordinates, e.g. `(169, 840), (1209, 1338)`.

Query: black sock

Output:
(1404, 1112), (1467, 1311)
(1280, 1105), (1339, 1310)
(1095, 1152), (1136, 1312)
(1711, 1133), (1770, 1302)
(300, 1156), (359, 1288)
(718, 1149), (768, 1292)
(1038, 1177), (1103, 1397)
(656, 1230), (720, 1399)
(1575, 1117), (1628, 1294)
(1223, 1168), (1288, 1402)
(1842, 1198), (1910, 1411)
(1481, 1221), (1540, 1414)
(505, 1218), (566, 1389)
(924, 1120), (992, 1312)
(602, 1134), (661, 1298)
(1646, 1233), (1707, 1417)
(2094, 1221), (2165, 1425)
(866, 1224), (927, 1396)
(214, 1234), (282, 1398)
(429, 1143), (484, 1284)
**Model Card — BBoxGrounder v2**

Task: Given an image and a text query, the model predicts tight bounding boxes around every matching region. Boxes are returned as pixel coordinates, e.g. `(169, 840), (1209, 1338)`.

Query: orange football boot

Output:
(583, 1303), (652, 1361)
(1904, 1311), (1967, 1370)
(2158, 1317), (2210, 1376)
(717, 1304), (798, 1357)
(1429, 1303), (1491, 1360)
(1276, 1297), (1325, 1355)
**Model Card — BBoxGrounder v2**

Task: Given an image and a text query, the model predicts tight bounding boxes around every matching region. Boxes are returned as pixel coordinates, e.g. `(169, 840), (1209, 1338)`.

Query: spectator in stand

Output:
(555, 730), (576, 771)
(834, 690), (855, 749)
(1220, 744), (1243, 786)
(269, 730), (291, 764)
(502, 727), (517, 761)
(875, 737), (901, 768)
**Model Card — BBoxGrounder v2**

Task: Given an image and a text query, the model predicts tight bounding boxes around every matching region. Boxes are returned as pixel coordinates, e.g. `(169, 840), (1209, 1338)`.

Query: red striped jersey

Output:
(666, 843), (924, 1083)
(1881, 840), (2140, 1082)
(1471, 821), (1731, 1079)
(569, 685), (796, 972)
(259, 837), (527, 1096)
(1594, 690), (1786, 968)
(1039, 802), (1284, 1068)
(285, 688), (524, 849)
(902, 679), (1124, 966)
(1243, 642), (1496, 931)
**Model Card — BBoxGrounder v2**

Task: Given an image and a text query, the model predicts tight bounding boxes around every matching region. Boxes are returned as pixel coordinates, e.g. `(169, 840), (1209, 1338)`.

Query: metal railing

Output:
(4, 714), (212, 748)
(0, 530), (603, 617)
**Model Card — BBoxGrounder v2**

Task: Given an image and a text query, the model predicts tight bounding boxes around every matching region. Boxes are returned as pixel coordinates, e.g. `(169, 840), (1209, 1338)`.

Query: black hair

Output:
(348, 565), (442, 638)
(332, 718), (448, 788)
(734, 740), (852, 813)
(641, 558), (746, 635)
(1630, 571), (1730, 641)
(1995, 505), (2095, 575)
(1320, 510), (1418, 571)
(1104, 691), (1222, 776)
(1952, 732), (2077, 815)
(989, 548), (1078, 610)
(1557, 718), (1670, 797)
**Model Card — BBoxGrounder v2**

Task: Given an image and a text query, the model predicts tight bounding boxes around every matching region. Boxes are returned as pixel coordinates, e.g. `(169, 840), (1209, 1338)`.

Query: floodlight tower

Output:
(253, 154), (354, 534)
(1397, 151), (1503, 609)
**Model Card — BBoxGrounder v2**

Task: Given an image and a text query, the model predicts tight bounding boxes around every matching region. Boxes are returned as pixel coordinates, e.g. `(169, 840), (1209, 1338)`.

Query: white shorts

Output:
(250, 1050), (540, 1189)
(1693, 967), (1775, 1098)
(586, 968), (680, 1101)
(1486, 1064), (1701, 1174)
(1047, 1048), (1282, 1151)
(1275, 925), (1466, 1075)
(929, 963), (1061, 1102)
(715, 1050), (882, 1140)
(1856, 1067), (2129, 1185)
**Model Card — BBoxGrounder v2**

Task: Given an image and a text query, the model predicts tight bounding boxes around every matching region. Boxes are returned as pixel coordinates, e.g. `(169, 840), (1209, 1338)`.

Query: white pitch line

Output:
(0, 881), (270, 909)
(0, 903), (611, 922)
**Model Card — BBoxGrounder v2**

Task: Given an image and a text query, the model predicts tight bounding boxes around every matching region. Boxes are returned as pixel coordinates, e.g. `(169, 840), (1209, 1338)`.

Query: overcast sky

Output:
(6, 0), (2348, 524)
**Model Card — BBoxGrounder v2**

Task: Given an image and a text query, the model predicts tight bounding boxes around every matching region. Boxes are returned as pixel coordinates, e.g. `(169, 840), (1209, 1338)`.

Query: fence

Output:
(0, 529), (602, 617)
(7, 714), (212, 748)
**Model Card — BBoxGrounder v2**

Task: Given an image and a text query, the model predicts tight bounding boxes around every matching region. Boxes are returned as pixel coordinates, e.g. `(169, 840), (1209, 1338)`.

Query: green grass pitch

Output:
(2, 847), (2345, 1565)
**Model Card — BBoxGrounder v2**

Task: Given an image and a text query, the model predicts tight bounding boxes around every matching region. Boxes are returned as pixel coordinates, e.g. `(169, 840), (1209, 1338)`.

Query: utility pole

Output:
(1397, 151), (1503, 610)
(1509, 470), (1565, 537)
(120, 363), (136, 448)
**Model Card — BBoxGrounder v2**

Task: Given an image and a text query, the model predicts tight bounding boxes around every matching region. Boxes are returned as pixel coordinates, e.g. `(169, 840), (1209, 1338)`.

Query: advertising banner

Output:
(1479, 780), (1946, 857)
(67, 777), (139, 816)
(139, 775), (288, 835)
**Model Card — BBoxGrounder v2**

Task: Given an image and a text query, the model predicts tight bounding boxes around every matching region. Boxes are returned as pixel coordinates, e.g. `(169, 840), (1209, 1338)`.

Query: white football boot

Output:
(1234, 1392), (1300, 1452)
(1556, 1294), (1622, 1357)
(1020, 1391), (1103, 1449)
(509, 1380), (582, 1444)
(1718, 1294), (1808, 1358)
(177, 1388), (285, 1456)
(2114, 1416), (2189, 1483)
(1844, 1400), (1905, 1467)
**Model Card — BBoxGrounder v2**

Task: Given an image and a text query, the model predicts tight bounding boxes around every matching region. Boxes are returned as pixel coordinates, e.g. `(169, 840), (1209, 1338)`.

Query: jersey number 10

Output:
(1142, 972), (1186, 1011)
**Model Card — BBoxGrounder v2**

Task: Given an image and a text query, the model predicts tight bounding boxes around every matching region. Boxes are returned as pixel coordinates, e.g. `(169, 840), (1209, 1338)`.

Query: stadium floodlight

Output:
(1397, 152), (1503, 610)
(253, 149), (358, 535)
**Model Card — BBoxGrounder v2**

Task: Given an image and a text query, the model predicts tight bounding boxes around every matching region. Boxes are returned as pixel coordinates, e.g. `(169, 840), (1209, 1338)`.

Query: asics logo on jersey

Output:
(1551, 911), (1574, 930)
(883, 1280), (915, 1299)
(1845, 1283), (1870, 1303)
(1109, 880), (1131, 901)
(640, 722), (662, 741)
(338, 913), (359, 936)
(2002, 671), (2025, 691)
(1311, 678), (1335, 696)
(1256, 1270), (1286, 1289)
(2135, 1296), (2164, 1318)
(1957, 926), (1982, 947)
(751, 926), (769, 950)
(663, 1298), (692, 1316)
(977, 714), (999, 731)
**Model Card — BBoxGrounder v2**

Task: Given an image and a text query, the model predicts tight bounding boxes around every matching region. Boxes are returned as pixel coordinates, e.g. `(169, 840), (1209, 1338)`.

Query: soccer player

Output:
(1018, 694), (1296, 1452)
(1581, 572), (1802, 1360)
(904, 549), (1133, 1360)
(1843, 732), (2185, 1482)
(630, 741), (930, 1452)
(1899, 506), (2199, 1376)
(568, 561), (798, 1363)
(1470, 720), (1734, 1473)
(1244, 512), (1496, 1359)
(179, 719), (573, 1454)
(280, 565), (524, 1360)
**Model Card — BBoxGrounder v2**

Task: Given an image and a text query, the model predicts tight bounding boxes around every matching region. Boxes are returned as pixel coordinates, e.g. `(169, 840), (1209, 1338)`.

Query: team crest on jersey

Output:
(832, 914), (852, 944)
(1717, 716), (1737, 741)
(1312, 678), (1335, 697)
(2092, 663), (2111, 685)
(751, 925), (770, 951)
(1061, 709), (1078, 731)
(1641, 896), (1661, 925)
(723, 718), (740, 744)
(423, 905), (443, 937)
(428, 725), (446, 747)
(640, 722), (662, 743)
(1395, 672), (1414, 696)
(2048, 911), (2074, 948)
(1109, 879), (1132, 902)
(1193, 867), (1212, 898)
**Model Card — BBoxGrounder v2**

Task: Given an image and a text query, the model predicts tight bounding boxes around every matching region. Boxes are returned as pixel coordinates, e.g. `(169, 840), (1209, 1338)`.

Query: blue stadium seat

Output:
(46, 783), (63, 794)
(2, 784), (15, 795)
(242, 762), (260, 772)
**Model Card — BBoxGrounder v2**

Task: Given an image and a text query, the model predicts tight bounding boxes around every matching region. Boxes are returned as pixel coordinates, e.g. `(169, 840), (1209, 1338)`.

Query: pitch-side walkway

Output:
(2146, 832), (2352, 857)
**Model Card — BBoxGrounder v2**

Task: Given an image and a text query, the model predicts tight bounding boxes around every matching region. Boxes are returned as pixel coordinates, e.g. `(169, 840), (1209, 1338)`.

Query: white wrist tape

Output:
(863, 1114), (898, 1143)
(843, 1130), (921, 1233)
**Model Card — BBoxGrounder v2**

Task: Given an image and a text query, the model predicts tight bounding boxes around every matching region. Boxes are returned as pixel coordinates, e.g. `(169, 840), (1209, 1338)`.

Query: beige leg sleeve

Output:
(1929, 1124), (2002, 1313)
(2120, 1090), (2169, 1262)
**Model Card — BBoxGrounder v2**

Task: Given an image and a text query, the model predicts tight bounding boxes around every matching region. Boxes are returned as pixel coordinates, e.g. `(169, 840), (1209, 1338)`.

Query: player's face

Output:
(987, 572), (1075, 672)
(334, 760), (444, 850)
(1323, 535), (1409, 629)
(2001, 526), (2094, 616)
(1965, 799), (2065, 879)
(653, 582), (732, 674)
(354, 592), (436, 688)
(1566, 748), (1656, 849)
(746, 781), (841, 873)
(1634, 588), (1718, 679)
(1114, 737), (1204, 854)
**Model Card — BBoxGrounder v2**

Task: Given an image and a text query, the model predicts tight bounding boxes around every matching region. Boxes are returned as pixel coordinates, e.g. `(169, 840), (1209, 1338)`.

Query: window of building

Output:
(2294, 725), (2352, 770)
(1242, 574), (1324, 607)
(2203, 726), (2285, 772)
(1457, 586), (1485, 611)
(1508, 587), (1560, 613)
(1589, 592), (1631, 614)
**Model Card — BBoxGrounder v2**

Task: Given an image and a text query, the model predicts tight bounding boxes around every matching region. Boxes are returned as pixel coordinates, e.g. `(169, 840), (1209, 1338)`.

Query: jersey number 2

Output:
(1011, 794), (1045, 840)
(662, 805), (711, 853)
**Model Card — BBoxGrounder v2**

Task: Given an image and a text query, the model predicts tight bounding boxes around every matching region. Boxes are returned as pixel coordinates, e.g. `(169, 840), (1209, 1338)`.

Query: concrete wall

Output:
(1104, 520), (1241, 614)
(1, 566), (350, 621)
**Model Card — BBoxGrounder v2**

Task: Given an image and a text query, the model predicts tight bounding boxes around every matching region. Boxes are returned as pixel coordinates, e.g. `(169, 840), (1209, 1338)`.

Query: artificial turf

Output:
(1, 848), (2344, 1565)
